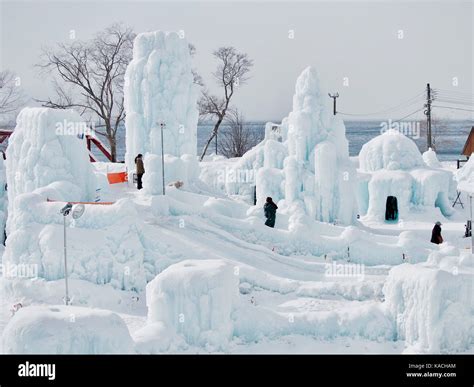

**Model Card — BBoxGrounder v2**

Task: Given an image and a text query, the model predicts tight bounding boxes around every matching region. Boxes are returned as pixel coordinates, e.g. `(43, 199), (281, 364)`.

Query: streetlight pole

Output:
(160, 122), (166, 195)
(63, 214), (69, 305)
(60, 203), (72, 305)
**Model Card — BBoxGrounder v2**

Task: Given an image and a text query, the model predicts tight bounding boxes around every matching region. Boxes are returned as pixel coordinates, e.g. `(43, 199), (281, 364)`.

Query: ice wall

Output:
(3, 108), (147, 291)
(5, 108), (97, 233)
(145, 260), (239, 349)
(383, 253), (473, 353)
(124, 31), (199, 181)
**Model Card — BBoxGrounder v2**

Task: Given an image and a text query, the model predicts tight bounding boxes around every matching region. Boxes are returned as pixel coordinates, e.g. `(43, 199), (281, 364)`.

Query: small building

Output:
(356, 130), (456, 221)
(462, 127), (474, 158)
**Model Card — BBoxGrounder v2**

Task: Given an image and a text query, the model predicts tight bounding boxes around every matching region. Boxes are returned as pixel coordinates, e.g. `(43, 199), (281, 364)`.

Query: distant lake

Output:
(90, 119), (474, 162)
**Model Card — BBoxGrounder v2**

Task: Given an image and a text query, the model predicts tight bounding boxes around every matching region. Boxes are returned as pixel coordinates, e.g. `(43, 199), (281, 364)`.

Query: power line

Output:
(432, 105), (474, 113)
(432, 93), (473, 103)
(433, 88), (474, 97)
(433, 90), (473, 97)
(337, 91), (425, 117)
(436, 99), (474, 107)
(391, 108), (425, 123)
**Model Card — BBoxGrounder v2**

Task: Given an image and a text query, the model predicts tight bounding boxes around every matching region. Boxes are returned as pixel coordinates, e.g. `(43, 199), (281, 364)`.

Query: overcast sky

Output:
(1, 0), (472, 121)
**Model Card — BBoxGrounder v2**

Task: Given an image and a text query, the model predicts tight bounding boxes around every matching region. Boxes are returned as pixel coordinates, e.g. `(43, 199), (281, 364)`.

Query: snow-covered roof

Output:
(359, 129), (424, 172)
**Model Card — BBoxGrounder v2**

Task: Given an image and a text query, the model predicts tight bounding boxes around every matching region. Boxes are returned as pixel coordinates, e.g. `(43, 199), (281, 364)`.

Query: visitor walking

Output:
(264, 197), (278, 228)
(135, 154), (145, 190)
(431, 221), (443, 244)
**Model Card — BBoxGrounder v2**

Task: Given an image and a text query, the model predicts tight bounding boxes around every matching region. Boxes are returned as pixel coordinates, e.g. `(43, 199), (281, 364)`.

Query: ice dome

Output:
(359, 129), (424, 172)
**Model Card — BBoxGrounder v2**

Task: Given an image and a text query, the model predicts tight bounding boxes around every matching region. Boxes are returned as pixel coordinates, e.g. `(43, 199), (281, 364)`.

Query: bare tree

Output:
(199, 47), (253, 161)
(188, 44), (203, 86)
(37, 23), (135, 161)
(218, 109), (260, 158)
(0, 70), (26, 118)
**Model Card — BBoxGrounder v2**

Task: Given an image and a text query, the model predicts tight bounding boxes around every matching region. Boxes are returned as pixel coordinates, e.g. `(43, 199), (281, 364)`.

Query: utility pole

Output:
(328, 93), (339, 115)
(424, 83), (433, 150)
(160, 122), (166, 195)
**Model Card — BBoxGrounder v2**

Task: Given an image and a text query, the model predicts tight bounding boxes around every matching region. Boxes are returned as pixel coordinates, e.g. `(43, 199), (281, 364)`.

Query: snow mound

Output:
(422, 148), (442, 168)
(383, 258), (473, 353)
(2, 305), (134, 354)
(124, 30), (198, 179)
(145, 259), (239, 349)
(359, 130), (424, 172)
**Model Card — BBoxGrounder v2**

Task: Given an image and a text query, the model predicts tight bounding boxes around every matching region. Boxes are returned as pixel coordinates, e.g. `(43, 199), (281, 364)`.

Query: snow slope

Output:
(0, 171), (471, 353)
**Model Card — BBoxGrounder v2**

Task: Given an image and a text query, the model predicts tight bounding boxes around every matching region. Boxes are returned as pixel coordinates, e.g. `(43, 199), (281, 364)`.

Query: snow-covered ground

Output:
(1, 156), (471, 354)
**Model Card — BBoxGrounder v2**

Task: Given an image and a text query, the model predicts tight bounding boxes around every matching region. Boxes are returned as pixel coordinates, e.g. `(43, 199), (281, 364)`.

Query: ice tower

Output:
(255, 67), (357, 224)
(124, 31), (199, 185)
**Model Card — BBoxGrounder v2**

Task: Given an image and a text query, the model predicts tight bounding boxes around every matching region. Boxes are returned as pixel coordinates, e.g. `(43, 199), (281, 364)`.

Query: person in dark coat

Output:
(431, 221), (443, 244)
(135, 154), (145, 190)
(264, 197), (278, 228)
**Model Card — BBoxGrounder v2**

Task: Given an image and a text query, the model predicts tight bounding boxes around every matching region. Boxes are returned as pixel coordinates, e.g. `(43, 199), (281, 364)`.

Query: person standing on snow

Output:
(135, 154), (145, 190)
(431, 221), (443, 244)
(264, 197), (278, 228)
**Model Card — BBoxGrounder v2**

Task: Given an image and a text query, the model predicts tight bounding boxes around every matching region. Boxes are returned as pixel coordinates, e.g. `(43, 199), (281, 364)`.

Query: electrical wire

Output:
(391, 108), (425, 123)
(433, 93), (473, 102)
(337, 91), (425, 117)
(432, 88), (474, 97)
(432, 105), (474, 113)
(435, 98), (474, 106)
